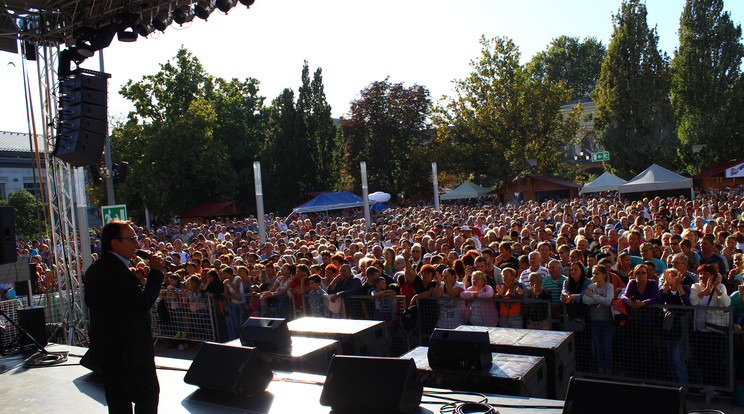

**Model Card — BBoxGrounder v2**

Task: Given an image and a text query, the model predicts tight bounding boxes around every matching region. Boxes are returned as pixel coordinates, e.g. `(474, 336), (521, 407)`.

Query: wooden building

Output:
(495, 175), (580, 203)
(693, 159), (744, 190)
(179, 200), (251, 224)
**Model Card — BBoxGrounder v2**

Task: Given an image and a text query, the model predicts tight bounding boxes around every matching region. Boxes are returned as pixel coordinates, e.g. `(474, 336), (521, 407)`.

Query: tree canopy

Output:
(671, 0), (744, 173)
(434, 36), (581, 188)
(528, 35), (606, 100)
(340, 79), (432, 199)
(592, 0), (676, 179)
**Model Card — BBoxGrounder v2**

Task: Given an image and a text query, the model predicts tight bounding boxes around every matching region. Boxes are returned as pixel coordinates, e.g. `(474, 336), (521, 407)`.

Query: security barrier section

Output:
(1, 292), (738, 394)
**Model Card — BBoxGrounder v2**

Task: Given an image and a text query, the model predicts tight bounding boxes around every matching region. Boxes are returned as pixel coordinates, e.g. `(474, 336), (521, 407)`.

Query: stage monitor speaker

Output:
(320, 355), (422, 414)
(0, 206), (16, 265)
(563, 377), (686, 414)
(240, 317), (291, 353)
(18, 306), (47, 348)
(184, 342), (273, 397)
(428, 328), (491, 370)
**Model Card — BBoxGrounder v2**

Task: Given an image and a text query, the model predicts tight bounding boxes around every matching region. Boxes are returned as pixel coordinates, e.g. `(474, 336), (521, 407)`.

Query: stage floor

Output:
(0, 344), (566, 413)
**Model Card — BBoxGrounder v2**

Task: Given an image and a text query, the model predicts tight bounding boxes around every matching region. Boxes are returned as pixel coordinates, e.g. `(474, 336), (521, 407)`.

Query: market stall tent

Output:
(291, 191), (364, 214)
(440, 181), (492, 200)
(580, 172), (627, 194)
(618, 164), (693, 200)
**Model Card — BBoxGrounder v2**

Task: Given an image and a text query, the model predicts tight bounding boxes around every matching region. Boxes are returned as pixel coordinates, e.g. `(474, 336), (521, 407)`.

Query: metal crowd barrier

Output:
(566, 302), (735, 393)
(0, 297), (28, 352)
(414, 297), (553, 345)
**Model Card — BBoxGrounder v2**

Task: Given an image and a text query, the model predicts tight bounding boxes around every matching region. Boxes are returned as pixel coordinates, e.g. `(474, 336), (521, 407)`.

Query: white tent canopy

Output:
(440, 181), (492, 200)
(580, 172), (627, 194)
(618, 164), (693, 198)
(368, 191), (391, 203)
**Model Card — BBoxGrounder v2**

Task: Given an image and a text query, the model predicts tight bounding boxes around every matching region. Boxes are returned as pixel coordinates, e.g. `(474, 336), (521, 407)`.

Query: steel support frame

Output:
(35, 44), (88, 346)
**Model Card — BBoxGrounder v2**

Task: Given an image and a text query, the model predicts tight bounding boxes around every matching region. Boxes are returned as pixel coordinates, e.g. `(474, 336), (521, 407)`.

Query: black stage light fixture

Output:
(195, 0), (216, 19)
(172, 5), (196, 25)
(135, 22), (155, 37)
(117, 25), (138, 42)
(152, 11), (173, 31)
(75, 39), (95, 58)
(91, 24), (116, 50)
(239, 0), (255, 7)
(215, 0), (238, 14)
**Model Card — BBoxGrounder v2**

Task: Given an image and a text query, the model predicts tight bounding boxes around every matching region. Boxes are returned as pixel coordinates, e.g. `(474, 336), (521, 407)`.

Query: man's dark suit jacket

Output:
(84, 251), (164, 367)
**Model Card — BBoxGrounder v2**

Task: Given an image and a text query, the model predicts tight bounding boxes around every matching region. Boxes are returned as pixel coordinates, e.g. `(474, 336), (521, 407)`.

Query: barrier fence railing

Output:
(0, 297), (29, 352)
(4, 290), (738, 394)
(567, 302), (734, 393)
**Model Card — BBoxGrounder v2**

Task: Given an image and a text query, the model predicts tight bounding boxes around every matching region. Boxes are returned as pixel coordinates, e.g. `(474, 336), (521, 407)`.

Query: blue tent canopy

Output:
(291, 191), (364, 214)
(370, 203), (388, 211)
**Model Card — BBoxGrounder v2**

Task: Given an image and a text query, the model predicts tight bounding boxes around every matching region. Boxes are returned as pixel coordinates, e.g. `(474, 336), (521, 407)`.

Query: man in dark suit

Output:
(84, 220), (165, 414)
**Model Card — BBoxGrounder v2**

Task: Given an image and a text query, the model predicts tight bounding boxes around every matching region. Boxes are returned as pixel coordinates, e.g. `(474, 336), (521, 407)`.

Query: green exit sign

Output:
(591, 151), (610, 162)
(101, 204), (127, 225)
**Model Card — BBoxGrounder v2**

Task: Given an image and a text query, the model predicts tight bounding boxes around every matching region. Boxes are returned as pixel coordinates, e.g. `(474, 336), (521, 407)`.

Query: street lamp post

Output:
(692, 144), (705, 175)
(574, 150), (590, 181)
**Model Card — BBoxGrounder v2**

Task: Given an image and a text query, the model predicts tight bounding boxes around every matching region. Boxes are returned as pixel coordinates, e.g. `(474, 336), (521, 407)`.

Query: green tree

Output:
(434, 36), (581, 187)
(212, 77), (266, 202)
(2, 189), (45, 236)
(529, 36), (606, 100)
(671, 0), (744, 173)
(297, 62), (342, 192)
(111, 48), (237, 221)
(340, 79), (432, 198)
(262, 88), (310, 212)
(591, 0), (675, 179)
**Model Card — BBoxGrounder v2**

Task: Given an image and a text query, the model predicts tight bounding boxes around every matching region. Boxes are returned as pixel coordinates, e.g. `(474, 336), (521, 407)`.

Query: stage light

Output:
(239, 0), (255, 6)
(135, 22), (155, 37)
(152, 11), (173, 31)
(215, 0), (238, 13)
(195, 0), (216, 20)
(172, 5), (196, 25)
(74, 39), (95, 58)
(117, 25), (138, 42)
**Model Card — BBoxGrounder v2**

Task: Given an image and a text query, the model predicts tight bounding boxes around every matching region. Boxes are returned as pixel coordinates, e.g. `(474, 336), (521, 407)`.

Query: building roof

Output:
(528, 174), (581, 188)
(0, 131), (46, 153)
(564, 96), (594, 106)
(496, 174), (580, 193)
(693, 158), (744, 179)
(180, 201), (239, 218)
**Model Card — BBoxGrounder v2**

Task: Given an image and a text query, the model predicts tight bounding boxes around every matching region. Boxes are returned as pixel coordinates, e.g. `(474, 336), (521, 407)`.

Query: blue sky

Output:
(2, 0), (744, 133)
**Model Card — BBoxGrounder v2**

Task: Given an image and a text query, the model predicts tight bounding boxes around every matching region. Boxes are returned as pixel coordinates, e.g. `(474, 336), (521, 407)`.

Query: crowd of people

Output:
(4, 184), (744, 386)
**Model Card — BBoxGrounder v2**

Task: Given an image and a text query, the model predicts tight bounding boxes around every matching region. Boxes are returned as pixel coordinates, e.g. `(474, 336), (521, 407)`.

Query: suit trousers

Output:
(102, 364), (160, 414)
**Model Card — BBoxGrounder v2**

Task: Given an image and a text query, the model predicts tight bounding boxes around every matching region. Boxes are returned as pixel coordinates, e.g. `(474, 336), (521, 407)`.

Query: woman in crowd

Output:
(583, 265), (614, 374)
(524, 272), (551, 330)
(658, 268), (691, 384)
(726, 253), (744, 291)
(383, 247), (397, 277)
(460, 270), (498, 326)
(616, 252), (634, 285)
(261, 263), (295, 318)
(561, 262), (591, 329)
(436, 267), (467, 329)
(496, 267), (524, 328)
(690, 264), (730, 386)
(621, 263), (659, 378)
(561, 261), (592, 369)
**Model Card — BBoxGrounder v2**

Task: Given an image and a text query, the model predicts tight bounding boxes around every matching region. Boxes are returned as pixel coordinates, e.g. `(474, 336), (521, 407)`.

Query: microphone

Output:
(135, 250), (151, 260)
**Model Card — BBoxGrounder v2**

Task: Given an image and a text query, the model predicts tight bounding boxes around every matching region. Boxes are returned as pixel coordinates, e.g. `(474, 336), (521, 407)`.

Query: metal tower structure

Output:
(34, 44), (89, 346)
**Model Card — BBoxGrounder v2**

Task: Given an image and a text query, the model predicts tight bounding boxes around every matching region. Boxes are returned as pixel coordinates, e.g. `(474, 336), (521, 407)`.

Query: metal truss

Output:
(35, 44), (88, 346)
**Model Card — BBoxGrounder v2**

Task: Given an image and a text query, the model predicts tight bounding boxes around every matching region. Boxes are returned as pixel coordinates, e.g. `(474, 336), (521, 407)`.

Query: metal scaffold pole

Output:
(35, 44), (88, 346)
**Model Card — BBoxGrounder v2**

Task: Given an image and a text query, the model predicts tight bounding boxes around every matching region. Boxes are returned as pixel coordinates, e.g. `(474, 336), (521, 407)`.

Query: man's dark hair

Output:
(366, 266), (380, 278)
(101, 220), (129, 252)
(308, 275), (321, 284)
(296, 264), (309, 275)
